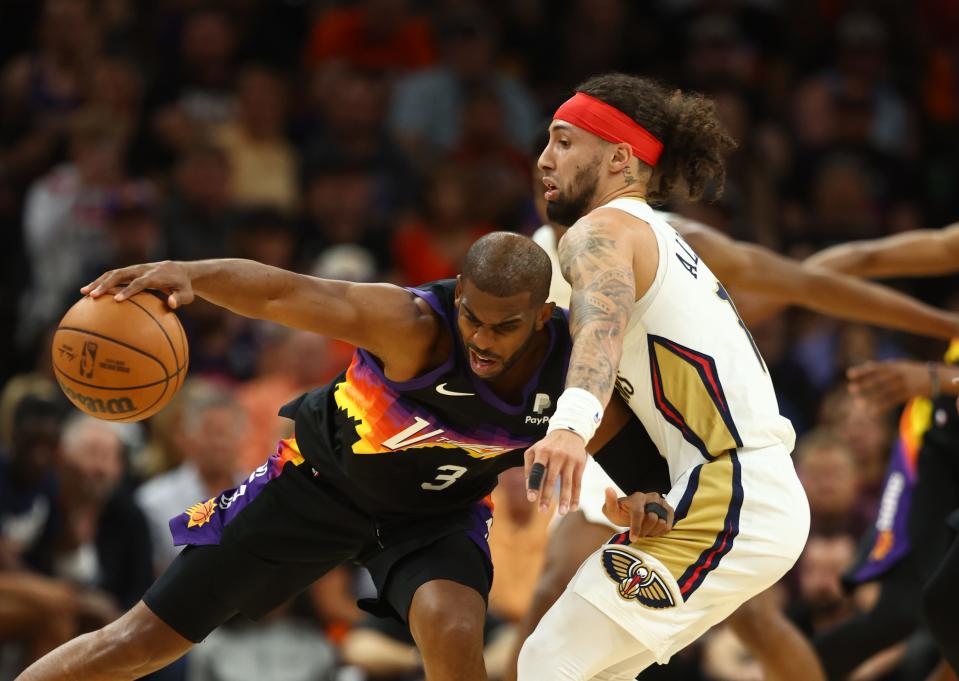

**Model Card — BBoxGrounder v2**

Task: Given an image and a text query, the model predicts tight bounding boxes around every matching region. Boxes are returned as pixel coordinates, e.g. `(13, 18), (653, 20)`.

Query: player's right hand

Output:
(82, 261), (195, 309)
(846, 360), (935, 412)
(603, 488), (674, 542)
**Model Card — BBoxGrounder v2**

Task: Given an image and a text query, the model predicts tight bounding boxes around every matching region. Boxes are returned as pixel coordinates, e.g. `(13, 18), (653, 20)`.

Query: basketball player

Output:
(16, 233), (664, 681)
(506, 129), (959, 681)
(517, 74), (810, 680)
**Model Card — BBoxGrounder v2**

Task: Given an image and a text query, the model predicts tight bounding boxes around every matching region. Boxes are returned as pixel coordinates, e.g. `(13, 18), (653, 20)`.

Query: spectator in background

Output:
(823, 11), (913, 159)
(135, 380), (246, 573)
(235, 329), (350, 474)
(161, 145), (237, 262)
(144, 8), (238, 171)
(0, 396), (64, 568)
(214, 65), (297, 213)
(820, 387), (893, 518)
(392, 161), (491, 285)
(86, 57), (144, 170)
(795, 428), (870, 536)
(452, 83), (531, 228)
(388, 5), (538, 162)
(791, 534), (859, 636)
(18, 107), (127, 349)
(0, 397), (125, 668)
(24, 414), (152, 611)
(301, 162), (393, 274)
(303, 66), (416, 216)
(230, 206), (297, 270)
(99, 187), (165, 270)
(303, 0), (435, 75)
(0, 0), (101, 188)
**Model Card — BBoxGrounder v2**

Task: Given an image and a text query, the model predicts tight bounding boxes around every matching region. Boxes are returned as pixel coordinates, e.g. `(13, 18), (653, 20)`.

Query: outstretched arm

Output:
(524, 214), (637, 515)
(684, 227), (959, 338)
(82, 259), (440, 378)
(803, 223), (959, 278)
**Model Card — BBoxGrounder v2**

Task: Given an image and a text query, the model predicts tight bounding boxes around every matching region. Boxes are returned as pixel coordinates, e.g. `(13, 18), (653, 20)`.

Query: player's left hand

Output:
(525, 429), (588, 516)
(603, 488), (675, 541)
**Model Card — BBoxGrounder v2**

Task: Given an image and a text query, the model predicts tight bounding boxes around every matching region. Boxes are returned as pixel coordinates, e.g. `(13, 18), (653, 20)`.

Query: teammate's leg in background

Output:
(504, 512), (614, 681)
(15, 601), (193, 681)
(922, 534), (959, 672)
(408, 579), (490, 681)
(727, 588), (827, 681)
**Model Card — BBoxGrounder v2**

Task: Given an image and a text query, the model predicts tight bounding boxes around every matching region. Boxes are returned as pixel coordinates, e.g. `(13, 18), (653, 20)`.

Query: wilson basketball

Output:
(52, 291), (189, 422)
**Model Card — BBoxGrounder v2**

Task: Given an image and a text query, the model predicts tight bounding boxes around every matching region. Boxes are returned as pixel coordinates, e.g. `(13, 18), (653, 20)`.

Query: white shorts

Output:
(566, 447), (809, 665)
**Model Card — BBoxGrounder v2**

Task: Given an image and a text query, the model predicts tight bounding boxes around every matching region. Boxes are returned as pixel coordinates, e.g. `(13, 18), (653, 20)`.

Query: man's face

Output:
(60, 423), (124, 503)
(455, 278), (549, 380)
(12, 417), (61, 486)
(538, 122), (603, 227)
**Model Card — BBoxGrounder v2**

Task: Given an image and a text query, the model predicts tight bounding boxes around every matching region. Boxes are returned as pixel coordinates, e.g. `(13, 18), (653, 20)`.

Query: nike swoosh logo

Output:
(436, 383), (475, 397)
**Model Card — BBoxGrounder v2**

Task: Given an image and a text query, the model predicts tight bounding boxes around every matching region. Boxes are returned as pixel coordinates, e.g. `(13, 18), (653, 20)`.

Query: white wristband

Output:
(546, 388), (604, 444)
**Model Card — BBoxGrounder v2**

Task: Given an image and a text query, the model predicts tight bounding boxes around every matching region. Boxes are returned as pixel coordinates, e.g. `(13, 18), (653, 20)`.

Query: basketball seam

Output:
(56, 326), (173, 377)
(127, 297), (182, 393)
(54, 365), (181, 420)
(52, 363), (182, 391)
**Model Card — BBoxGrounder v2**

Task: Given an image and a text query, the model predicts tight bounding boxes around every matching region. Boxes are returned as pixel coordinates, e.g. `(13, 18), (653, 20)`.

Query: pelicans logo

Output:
(601, 547), (676, 609)
(185, 498), (217, 528)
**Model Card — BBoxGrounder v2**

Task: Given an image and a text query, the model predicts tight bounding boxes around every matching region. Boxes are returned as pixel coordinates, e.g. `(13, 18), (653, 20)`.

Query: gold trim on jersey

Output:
(653, 343), (738, 456)
(627, 453), (742, 601)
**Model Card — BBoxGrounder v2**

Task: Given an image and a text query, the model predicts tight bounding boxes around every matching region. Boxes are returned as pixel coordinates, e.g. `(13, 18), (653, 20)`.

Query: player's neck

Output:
(589, 184), (647, 214)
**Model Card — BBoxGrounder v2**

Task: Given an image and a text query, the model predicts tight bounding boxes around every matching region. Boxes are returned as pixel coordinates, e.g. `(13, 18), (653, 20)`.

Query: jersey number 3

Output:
(422, 465), (468, 491)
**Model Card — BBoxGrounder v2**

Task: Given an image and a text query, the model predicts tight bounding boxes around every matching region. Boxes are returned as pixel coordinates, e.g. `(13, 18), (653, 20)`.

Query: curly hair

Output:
(575, 73), (736, 203)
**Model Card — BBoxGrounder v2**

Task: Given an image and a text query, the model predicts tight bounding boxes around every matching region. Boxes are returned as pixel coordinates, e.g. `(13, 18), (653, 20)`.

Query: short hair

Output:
(13, 395), (65, 429)
(461, 232), (551, 305)
(60, 413), (124, 454)
(177, 379), (243, 436)
(794, 427), (853, 467)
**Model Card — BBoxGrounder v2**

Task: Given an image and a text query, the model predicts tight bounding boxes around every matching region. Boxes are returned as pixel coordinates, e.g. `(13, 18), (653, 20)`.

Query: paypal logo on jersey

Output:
(525, 393), (553, 425)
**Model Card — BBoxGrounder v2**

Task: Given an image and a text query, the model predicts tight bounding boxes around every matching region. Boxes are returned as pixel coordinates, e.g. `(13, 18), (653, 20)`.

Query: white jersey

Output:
(533, 200), (795, 482)
(527, 207), (808, 671)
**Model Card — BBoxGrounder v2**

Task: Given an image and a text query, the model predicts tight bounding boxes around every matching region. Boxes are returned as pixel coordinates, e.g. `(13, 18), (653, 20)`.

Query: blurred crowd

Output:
(1, 0), (958, 680)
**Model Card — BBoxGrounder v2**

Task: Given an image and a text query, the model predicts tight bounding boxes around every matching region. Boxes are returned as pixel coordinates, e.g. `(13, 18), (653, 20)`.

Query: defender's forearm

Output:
(799, 269), (959, 340)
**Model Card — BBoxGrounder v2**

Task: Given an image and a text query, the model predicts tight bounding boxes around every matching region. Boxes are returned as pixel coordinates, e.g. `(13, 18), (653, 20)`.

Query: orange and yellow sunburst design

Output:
(332, 354), (525, 459)
(185, 497), (217, 528)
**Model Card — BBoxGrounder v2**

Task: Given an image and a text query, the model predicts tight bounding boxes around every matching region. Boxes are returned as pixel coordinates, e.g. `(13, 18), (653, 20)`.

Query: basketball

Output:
(51, 291), (189, 423)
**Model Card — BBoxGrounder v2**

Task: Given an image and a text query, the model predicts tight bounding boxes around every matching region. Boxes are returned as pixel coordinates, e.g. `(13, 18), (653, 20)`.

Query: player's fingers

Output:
(538, 455), (560, 512)
(557, 465), (574, 516)
(568, 459), (584, 513)
(846, 362), (877, 381)
(525, 447), (541, 501)
(85, 268), (138, 297)
(114, 275), (152, 301)
(167, 286), (195, 309)
(602, 487), (628, 526)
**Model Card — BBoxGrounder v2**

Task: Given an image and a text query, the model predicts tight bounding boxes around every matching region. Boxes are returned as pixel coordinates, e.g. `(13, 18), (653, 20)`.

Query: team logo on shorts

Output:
(185, 498), (217, 528)
(601, 547), (676, 609)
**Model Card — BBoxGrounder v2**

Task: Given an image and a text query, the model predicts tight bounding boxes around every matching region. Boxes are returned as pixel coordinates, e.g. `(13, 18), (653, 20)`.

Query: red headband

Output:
(553, 92), (664, 167)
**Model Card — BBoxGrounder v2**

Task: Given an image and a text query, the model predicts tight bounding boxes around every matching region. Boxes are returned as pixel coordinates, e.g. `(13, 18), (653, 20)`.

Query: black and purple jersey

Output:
(279, 280), (571, 516)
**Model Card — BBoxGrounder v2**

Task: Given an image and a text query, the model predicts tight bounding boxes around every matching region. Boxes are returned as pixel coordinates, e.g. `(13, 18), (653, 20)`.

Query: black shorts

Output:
(143, 452), (494, 643)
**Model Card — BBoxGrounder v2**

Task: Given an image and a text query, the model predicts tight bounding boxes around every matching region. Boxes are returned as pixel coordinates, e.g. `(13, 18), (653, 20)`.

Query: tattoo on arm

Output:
(560, 225), (636, 402)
